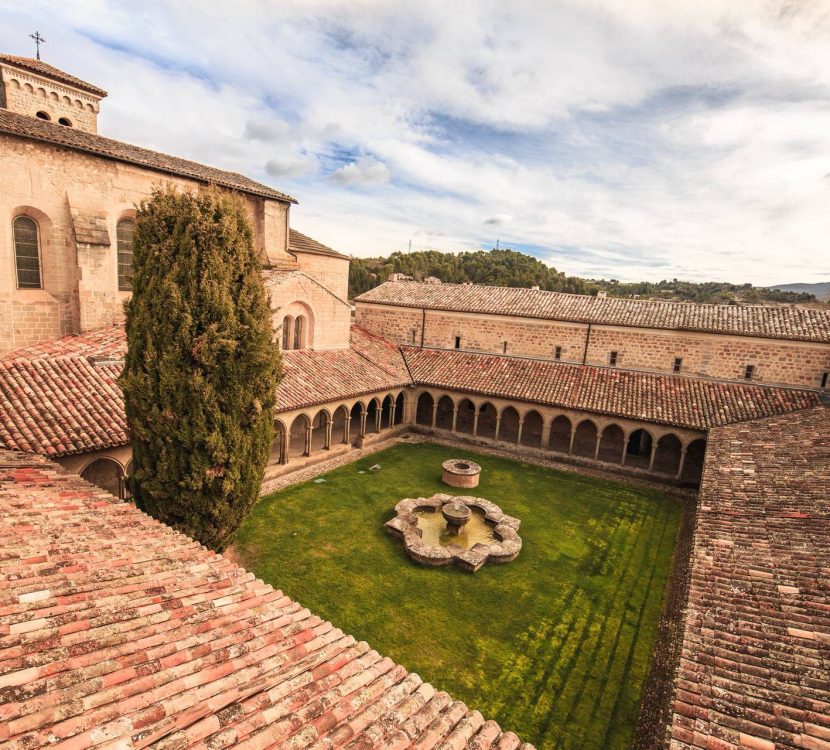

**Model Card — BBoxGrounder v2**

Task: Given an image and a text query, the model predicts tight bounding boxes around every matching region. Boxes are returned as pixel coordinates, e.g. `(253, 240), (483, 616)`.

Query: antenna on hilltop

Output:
(30, 30), (46, 60)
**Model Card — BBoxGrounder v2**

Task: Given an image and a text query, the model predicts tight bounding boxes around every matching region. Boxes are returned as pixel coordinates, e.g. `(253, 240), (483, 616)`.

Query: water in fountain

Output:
(414, 506), (496, 548)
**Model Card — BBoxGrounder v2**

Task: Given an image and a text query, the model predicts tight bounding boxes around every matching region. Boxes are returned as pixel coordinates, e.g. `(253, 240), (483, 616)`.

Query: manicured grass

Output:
(235, 442), (681, 749)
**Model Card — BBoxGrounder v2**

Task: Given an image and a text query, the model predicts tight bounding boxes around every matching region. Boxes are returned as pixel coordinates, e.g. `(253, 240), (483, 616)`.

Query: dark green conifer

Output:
(120, 187), (281, 551)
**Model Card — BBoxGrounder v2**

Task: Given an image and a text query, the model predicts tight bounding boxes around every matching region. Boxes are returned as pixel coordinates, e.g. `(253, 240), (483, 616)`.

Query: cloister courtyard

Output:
(234, 442), (684, 750)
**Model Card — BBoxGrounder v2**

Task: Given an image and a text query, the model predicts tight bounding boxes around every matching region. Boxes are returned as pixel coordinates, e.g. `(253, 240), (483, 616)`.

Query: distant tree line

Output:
(348, 248), (816, 305)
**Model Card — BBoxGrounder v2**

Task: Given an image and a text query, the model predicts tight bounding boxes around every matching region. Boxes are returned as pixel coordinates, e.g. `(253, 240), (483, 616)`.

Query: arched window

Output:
(13, 216), (42, 289)
(58, 117), (72, 127)
(116, 219), (135, 291)
(281, 316), (292, 350)
(35, 110), (50, 120)
(293, 315), (306, 350)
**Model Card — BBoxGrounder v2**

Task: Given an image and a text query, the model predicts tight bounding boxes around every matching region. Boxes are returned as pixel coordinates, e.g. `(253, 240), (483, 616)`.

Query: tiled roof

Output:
(276, 326), (412, 412)
(0, 53), (108, 96)
(2, 326), (126, 363)
(0, 450), (534, 749)
(0, 108), (296, 203)
(289, 228), (348, 259)
(357, 282), (830, 343)
(402, 346), (822, 430)
(670, 405), (830, 750)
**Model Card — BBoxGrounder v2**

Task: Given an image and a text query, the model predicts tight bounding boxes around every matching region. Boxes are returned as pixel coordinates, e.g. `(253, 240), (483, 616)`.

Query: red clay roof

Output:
(0, 53), (108, 97)
(289, 228), (348, 259)
(402, 346), (822, 430)
(277, 326), (412, 412)
(0, 449), (534, 749)
(357, 282), (830, 344)
(0, 108), (296, 204)
(670, 404), (830, 750)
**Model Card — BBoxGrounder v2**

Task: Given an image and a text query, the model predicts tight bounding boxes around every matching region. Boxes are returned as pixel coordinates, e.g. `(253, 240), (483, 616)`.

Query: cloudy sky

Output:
(2, 0), (829, 285)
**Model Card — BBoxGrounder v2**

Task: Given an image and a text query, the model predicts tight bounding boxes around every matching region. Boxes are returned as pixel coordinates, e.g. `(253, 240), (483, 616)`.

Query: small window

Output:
(820, 372), (828, 389)
(744, 364), (755, 380)
(410, 329), (416, 345)
(35, 111), (50, 120)
(13, 216), (42, 289)
(673, 357), (682, 373)
(554, 346), (562, 360)
(281, 316), (292, 350)
(609, 351), (618, 366)
(454, 336), (461, 349)
(116, 219), (135, 291)
(502, 341), (508, 354)
(294, 315), (305, 349)
(58, 117), (72, 127)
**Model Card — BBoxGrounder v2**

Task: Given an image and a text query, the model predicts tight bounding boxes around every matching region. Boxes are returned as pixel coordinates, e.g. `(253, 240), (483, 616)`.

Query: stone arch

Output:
(498, 406), (520, 443)
(681, 438), (707, 485)
(520, 409), (544, 448)
(366, 398), (380, 434)
(277, 300), (315, 350)
(331, 404), (350, 444)
(380, 394), (394, 429)
(394, 392), (405, 425)
(435, 395), (454, 430)
(416, 392), (434, 426)
(548, 415), (572, 453)
(270, 419), (287, 464)
(288, 414), (310, 458)
(350, 401), (365, 443)
(653, 433), (682, 475)
(625, 428), (654, 470)
(310, 408), (330, 452)
(598, 423), (626, 463)
(80, 457), (125, 499)
(456, 398), (476, 435)
(477, 402), (498, 439)
(572, 419), (598, 458)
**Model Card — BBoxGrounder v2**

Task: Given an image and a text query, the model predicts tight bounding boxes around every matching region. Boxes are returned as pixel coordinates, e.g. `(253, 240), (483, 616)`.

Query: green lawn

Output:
(235, 442), (681, 749)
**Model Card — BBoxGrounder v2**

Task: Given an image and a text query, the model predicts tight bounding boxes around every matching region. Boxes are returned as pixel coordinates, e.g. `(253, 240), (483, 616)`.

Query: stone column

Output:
(593, 432), (601, 460)
(431, 401), (438, 429)
(675, 446), (688, 480)
(374, 406), (381, 433)
(390, 402), (397, 427)
(541, 422), (551, 450)
(451, 407), (459, 432)
(494, 415), (502, 442)
(360, 410), (368, 438)
(516, 418), (524, 445)
(281, 431), (290, 464)
(620, 439), (628, 465)
(305, 425), (313, 457)
(473, 410), (480, 437)
(325, 418), (333, 450)
(568, 428), (576, 455)
(343, 414), (351, 444)
(647, 443), (656, 472)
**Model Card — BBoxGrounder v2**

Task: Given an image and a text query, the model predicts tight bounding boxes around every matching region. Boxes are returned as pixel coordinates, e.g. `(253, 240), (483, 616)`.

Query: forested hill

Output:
(348, 248), (817, 305)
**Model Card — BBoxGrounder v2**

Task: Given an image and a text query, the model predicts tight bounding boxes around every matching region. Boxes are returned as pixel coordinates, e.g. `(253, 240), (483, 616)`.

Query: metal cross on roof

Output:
(29, 30), (46, 60)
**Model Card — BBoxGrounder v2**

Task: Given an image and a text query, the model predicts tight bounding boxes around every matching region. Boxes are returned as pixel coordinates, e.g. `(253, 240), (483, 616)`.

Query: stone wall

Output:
(0, 133), (292, 355)
(356, 302), (830, 389)
(293, 251), (350, 302)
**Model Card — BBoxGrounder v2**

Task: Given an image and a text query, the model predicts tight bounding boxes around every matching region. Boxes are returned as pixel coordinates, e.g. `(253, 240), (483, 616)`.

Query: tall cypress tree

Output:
(120, 187), (282, 551)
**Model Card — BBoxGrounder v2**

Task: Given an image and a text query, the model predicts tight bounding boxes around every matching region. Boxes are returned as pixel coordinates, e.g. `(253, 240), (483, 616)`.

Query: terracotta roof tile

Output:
(402, 346), (822, 430)
(0, 53), (108, 97)
(669, 405), (830, 750)
(0, 450), (533, 749)
(357, 282), (830, 343)
(0, 108), (296, 203)
(289, 228), (348, 259)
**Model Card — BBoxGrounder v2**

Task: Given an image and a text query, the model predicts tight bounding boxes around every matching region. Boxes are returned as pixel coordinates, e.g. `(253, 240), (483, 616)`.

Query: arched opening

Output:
(310, 409), (329, 452)
(366, 399), (380, 434)
(456, 398), (476, 435)
(435, 395), (454, 430)
(13, 215), (42, 289)
(117, 218), (135, 291)
(598, 424), (625, 463)
(350, 402), (364, 444)
(380, 395), (393, 429)
(653, 434), (682, 475)
(520, 410), (544, 448)
(477, 402), (498, 439)
(58, 117), (72, 127)
(394, 393), (405, 425)
(124, 460), (134, 499)
(498, 406), (520, 443)
(281, 315), (293, 350)
(80, 457), (124, 499)
(288, 414), (310, 458)
(293, 315), (306, 350)
(681, 439), (707, 486)
(572, 420), (598, 458)
(626, 428), (653, 470)
(416, 392), (434, 426)
(332, 405), (349, 444)
(35, 110), (50, 120)
(548, 415), (572, 453)
(270, 421), (286, 464)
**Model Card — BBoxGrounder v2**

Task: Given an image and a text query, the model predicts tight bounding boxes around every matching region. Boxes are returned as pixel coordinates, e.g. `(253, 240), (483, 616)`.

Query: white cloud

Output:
(330, 156), (391, 186)
(0, 0), (828, 284)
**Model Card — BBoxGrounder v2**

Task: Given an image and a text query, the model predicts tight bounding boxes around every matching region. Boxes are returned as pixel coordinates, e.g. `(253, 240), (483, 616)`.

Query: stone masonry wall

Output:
(293, 252), (350, 302)
(356, 302), (830, 389)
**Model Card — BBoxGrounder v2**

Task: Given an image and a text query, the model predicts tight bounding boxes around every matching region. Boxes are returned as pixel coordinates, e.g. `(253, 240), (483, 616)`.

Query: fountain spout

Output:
(442, 501), (472, 535)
